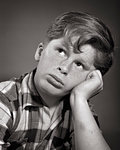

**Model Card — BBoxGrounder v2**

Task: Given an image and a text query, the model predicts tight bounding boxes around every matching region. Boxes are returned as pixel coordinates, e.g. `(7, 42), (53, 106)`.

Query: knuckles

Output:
(71, 70), (104, 100)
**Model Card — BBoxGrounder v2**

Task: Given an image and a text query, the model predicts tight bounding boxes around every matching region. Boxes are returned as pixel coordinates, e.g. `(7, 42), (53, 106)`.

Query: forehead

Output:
(47, 36), (96, 69)
(59, 36), (79, 48)
(57, 36), (96, 54)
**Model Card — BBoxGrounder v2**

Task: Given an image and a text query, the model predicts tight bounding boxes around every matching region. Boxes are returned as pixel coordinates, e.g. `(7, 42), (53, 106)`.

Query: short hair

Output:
(45, 11), (114, 75)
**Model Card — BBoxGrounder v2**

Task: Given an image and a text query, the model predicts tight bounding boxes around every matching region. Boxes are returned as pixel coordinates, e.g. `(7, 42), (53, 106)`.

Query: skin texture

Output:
(34, 36), (111, 149)
(34, 36), (96, 106)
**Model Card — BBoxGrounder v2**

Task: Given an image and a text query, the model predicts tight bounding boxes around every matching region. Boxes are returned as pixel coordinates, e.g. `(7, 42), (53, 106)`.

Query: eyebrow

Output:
(62, 39), (95, 70)
(62, 39), (87, 59)
(62, 40), (70, 50)
(67, 37), (84, 54)
(61, 39), (78, 54)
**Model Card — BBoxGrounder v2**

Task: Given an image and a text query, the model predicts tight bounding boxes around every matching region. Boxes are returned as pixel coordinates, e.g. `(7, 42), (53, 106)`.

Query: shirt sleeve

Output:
(0, 92), (13, 149)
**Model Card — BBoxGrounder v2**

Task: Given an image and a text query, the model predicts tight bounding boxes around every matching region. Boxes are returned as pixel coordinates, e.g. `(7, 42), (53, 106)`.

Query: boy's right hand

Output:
(70, 70), (103, 109)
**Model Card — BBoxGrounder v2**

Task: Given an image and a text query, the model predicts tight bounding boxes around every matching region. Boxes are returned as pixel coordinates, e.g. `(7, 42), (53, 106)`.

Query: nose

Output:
(57, 59), (71, 75)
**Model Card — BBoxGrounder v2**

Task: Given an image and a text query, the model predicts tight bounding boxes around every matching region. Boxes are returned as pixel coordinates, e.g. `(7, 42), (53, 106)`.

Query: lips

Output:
(49, 74), (64, 85)
(47, 74), (64, 88)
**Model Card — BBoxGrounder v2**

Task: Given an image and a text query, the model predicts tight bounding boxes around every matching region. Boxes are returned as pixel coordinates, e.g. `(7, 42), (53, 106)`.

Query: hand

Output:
(69, 70), (111, 150)
(70, 70), (103, 107)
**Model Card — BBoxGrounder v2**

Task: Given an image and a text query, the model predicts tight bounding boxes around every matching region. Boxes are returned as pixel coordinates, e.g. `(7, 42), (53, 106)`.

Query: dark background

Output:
(0, 0), (119, 149)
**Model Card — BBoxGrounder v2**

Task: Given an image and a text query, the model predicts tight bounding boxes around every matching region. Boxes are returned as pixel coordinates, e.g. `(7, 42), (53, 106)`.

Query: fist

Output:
(70, 70), (103, 103)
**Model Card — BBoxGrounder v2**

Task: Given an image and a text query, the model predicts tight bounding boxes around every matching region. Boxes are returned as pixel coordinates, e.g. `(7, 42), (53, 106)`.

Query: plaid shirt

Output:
(0, 70), (98, 150)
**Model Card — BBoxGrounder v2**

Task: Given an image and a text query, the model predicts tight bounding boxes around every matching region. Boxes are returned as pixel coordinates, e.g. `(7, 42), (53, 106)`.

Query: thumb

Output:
(86, 70), (102, 81)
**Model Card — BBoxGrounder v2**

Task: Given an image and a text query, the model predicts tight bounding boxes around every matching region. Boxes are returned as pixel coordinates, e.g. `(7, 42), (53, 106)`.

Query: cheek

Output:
(41, 52), (60, 67)
(67, 71), (89, 88)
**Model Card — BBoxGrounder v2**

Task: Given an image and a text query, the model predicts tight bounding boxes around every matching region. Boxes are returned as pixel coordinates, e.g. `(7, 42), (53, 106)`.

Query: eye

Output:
(57, 48), (66, 56)
(76, 62), (81, 66)
(75, 61), (83, 69)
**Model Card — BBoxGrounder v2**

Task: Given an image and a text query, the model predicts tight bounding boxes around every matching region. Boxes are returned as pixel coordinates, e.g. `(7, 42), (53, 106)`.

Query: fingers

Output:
(87, 70), (103, 83)
(87, 70), (103, 98)
(96, 70), (102, 81)
(87, 70), (101, 79)
(71, 70), (104, 101)
(95, 70), (103, 89)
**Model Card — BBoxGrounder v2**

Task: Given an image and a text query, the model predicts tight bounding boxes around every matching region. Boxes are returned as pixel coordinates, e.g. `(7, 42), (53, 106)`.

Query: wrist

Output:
(71, 88), (89, 100)
(70, 92), (88, 117)
(70, 91), (88, 107)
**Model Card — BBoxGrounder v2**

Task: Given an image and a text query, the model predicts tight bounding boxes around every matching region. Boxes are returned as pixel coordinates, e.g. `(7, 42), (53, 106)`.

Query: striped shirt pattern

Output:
(0, 70), (74, 150)
(0, 70), (98, 150)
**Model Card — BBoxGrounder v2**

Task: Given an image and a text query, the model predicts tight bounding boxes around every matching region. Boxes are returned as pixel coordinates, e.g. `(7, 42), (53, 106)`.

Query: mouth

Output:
(47, 74), (64, 88)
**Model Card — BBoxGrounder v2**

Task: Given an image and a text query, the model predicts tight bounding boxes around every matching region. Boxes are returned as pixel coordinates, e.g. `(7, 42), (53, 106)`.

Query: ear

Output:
(34, 43), (44, 61)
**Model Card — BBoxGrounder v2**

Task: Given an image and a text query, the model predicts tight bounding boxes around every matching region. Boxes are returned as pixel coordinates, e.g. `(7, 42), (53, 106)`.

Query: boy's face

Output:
(34, 36), (96, 98)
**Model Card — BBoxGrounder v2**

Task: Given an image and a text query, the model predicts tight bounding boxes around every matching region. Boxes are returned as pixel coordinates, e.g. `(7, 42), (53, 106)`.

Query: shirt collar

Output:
(21, 69), (71, 113)
(21, 69), (44, 109)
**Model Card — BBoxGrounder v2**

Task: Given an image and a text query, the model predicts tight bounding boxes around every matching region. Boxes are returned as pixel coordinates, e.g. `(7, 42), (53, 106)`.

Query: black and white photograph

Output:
(0, 0), (119, 149)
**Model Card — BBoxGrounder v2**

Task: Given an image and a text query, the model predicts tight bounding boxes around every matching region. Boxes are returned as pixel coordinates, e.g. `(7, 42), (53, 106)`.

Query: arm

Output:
(0, 93), (12, 150)
(70, 70), (111, 150)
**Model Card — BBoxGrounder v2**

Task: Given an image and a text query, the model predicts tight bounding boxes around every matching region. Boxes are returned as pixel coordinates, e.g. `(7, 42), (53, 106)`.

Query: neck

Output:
(39, 91), (62, 108)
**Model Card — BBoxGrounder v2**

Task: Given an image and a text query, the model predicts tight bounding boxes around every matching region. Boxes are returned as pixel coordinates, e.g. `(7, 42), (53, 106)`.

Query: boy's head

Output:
(34, 11), (114, 100)
(45, 11), (114, 75)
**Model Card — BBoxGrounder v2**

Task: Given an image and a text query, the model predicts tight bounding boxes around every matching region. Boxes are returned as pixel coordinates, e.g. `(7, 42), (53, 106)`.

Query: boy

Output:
(0, 12), (114, 149)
